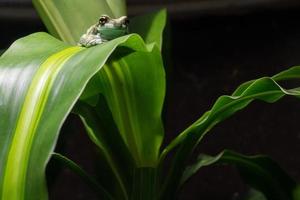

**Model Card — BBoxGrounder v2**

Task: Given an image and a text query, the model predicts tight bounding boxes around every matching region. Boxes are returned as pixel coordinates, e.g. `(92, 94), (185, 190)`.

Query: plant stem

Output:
(131, 167), (157, 200)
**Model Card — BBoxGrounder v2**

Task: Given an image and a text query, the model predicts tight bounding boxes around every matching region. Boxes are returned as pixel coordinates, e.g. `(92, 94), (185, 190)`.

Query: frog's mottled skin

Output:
(78, 15), (129, 47)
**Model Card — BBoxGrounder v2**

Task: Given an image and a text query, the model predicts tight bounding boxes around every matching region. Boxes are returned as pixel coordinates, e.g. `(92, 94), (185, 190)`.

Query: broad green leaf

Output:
(95, 48), (165, 167)
(33, 0), (127, 44)
(80, 47), (165, 167)
(130, 9), (167, 50)
(75, 46), (166, 197)
(0, 34), (75, 200)
(159, 68), (300, 199)
(105, 0), (127, 19)
(0, 32), (163, 199)
(182, 150), (299, 200)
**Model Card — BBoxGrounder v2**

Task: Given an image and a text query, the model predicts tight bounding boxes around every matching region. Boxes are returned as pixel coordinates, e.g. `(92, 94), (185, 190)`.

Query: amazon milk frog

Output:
(78, 15), (129, 47)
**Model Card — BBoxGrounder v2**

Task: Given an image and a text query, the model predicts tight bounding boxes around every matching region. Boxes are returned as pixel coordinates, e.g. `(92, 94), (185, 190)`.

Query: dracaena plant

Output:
(0, 0), (300, 200)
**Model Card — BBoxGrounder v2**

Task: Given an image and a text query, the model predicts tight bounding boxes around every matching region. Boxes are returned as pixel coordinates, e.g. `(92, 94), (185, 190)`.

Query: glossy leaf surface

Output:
(0, 32), (164, 200)
(96, 50), (165, 166)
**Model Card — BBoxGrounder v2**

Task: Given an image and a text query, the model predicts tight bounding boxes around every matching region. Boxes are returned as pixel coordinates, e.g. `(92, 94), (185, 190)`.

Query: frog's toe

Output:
(90, 38), (103, 46)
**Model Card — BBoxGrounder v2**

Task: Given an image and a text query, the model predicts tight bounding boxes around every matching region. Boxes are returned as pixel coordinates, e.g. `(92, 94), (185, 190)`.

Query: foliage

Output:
(0, 0), (299, 199)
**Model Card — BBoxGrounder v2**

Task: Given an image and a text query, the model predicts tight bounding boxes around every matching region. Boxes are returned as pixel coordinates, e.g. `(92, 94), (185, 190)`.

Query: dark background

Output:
(1, 0), (300, 199)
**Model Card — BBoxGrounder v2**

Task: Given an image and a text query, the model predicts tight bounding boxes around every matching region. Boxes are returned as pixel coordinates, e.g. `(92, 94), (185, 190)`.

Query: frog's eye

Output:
(124, 18), (130, 26)
(99, 16), (109, 25)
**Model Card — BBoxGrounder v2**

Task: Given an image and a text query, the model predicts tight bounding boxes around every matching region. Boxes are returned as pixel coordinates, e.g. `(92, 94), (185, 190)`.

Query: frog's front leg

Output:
(78, 34), (103, 47)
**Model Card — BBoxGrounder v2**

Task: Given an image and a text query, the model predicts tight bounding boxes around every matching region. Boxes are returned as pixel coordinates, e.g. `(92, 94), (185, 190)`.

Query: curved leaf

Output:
(75, 46), (166, 195)
(163, 77), (300, 157)
(130, 9), (167, 50)
(159, 68), (300, 199)
(182, 150), (299, 200)
(0, 32), (163, 199)
(33, 0), (127, 44)
(51, 153), (113, 199)
(78, 43), (165, 168)
(95, 49), (165, 167)
(74, 98), (135, 199)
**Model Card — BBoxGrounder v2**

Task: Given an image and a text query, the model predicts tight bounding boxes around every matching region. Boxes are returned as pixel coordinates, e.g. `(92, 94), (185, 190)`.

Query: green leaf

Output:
(95, 48), (165, 167)
(130, 9), (167, 50)
(32, 0), (127, 44)
(51, 153), (114, 199)
(294, 186), (300, 200)
(80, 46), (166, 167)
(74, 97), (135, 199)
(75, 45), (166, 197)
(33, 0), (167, 50)
(105, 0), (127, 19)
(131, 167), (158, 200)
(0, 32), (163, 199)
(182, 150), (299, 200)
(244, 189), (267, 200)
(163, 77), (300, 156)
(159, 68), (300, 199)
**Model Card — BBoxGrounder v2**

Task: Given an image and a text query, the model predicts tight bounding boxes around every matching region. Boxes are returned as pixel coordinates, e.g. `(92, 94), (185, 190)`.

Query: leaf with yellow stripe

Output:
(0, 32), (165, 199)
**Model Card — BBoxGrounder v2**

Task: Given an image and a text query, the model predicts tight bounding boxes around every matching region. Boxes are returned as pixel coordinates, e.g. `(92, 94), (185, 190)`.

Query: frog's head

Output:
(97, 15), (129, 41)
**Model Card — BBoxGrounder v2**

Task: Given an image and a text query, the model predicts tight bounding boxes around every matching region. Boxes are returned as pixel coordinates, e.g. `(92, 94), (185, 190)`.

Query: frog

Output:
(78, 15), (129, 47)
